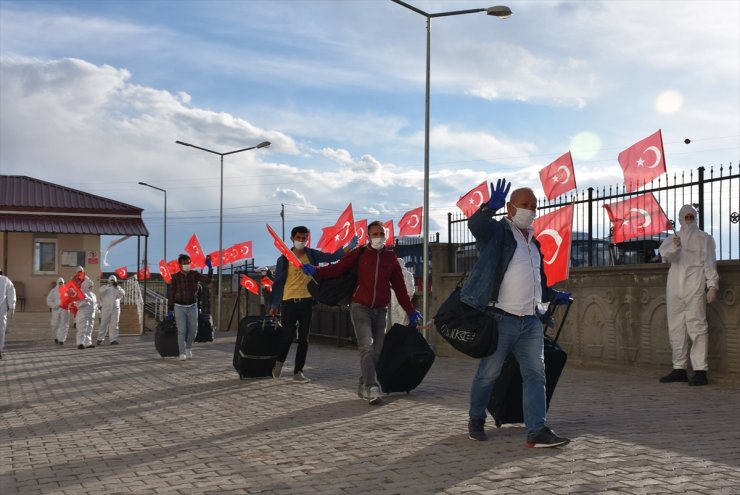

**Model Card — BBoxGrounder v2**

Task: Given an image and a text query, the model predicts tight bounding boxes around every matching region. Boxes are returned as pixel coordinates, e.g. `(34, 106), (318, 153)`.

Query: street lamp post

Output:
(392, 0), (511, 333)
(175, 140), (271, 332)
(138, 182), (167, 263)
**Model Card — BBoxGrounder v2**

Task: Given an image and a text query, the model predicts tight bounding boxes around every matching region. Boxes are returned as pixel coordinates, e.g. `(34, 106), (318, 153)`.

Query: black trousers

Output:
(277, 298), (313, 373)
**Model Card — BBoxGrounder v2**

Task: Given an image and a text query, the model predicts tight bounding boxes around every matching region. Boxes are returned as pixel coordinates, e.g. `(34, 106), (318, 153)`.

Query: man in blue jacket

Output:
(269, 226), (357, 383)
(463, 179), (571, 448)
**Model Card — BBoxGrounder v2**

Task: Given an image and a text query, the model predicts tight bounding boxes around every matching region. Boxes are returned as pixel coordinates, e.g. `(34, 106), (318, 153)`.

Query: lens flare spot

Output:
(570, 132), (602, 160)
(655, 90), (684, 115)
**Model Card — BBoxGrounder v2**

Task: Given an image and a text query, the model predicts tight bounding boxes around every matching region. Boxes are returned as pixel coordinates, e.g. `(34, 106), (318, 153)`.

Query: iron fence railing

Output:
(448, 164), (739, 272)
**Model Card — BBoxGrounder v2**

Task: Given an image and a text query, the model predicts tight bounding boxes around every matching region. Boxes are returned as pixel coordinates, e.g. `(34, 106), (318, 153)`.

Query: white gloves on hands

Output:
(706, 287), (718, 304)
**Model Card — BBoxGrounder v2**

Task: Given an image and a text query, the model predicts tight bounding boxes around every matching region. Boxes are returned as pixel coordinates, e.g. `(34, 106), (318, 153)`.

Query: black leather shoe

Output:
(688, 371), (708, 386)
(659, 369), (688, 383)
(77, 344), (85, 350)
(110, 341), (119, 345)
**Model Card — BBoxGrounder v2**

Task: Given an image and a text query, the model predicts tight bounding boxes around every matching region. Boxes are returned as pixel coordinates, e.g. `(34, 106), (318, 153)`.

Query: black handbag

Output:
(434, 286), (498, 358)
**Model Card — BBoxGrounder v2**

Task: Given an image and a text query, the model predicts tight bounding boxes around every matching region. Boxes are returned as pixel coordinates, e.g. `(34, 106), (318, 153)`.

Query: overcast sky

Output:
(1, 0), (738, 270)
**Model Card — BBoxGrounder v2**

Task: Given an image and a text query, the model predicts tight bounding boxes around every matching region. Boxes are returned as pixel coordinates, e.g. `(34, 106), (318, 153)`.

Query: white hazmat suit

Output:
(75, 277), (98, 348)
(0, 274), (17, 357)
(389, 258), (416, 327)
(46, 277), (70, 345)
(659, 205), (719, 374)
(97, 275), (125, 344)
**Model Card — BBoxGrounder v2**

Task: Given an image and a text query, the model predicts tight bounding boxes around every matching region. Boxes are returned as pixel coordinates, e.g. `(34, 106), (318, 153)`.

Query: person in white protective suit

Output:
(75, 276), (98, 349)
(0, 271), (17, 360)
(658, 205), (719, 386)
(389, 258), (416, 327)
(46, 277), (70, 345)
(97, 275), (125, 345)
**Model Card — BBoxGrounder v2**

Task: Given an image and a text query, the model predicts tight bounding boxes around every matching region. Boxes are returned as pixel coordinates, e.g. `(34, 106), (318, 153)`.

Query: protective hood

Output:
(108, 275), (117, 283)
(678, 204), (698, 231)
(75, 266), (85, 273)
(56, 277), (65, 285)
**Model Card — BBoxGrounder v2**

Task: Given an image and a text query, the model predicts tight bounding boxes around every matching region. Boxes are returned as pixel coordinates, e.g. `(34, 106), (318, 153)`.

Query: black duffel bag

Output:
(434, 286), (498, 359)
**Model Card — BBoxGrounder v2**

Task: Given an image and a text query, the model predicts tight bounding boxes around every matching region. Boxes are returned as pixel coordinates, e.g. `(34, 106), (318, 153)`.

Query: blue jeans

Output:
(174, 303), (198, 355)
(469, 312), (546, 437)
(350, 303), (387, 392)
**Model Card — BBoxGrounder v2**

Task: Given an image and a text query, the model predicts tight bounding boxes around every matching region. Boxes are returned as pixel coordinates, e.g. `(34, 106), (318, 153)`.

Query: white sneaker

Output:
(368, 386), (382, 405)
(293, 371), (311, 384)
(272, 361), (283, 379)
(179, 353), (187, 361)
(186, 349), (192, 359)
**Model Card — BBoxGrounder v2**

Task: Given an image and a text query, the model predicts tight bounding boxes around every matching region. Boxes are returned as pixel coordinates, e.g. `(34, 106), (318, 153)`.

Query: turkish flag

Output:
(113, 267), (128, 280)
(159, 260), (172, 284)
(539, 152), (576, 200)
(59, 280), (85, 310)
(231, 241), (252, 261)
(305, 231), (311, 248)
(319, 203), (356, 252)
(267, 224), (303, 268)
(618, 129), (666, 192)
(167, 259), (181, 276)
(397, 207), (422, 237)
(456, 181), (489, 218)
(240, 275), (259, 295)
(185, 234), (207, 269)
(354, 219), (367, 246)
(206, 250), (221, 268)
(383, 220), (395, 247)
(315, 226), (334, 252)
(260, 276), (273, 292)
(136, 266), (152, 280)
(603, 193), (671, 243)
(533, 204), (574, 286)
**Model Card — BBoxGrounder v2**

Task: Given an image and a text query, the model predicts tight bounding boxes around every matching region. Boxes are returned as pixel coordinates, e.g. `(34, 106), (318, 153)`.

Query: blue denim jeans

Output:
(350, 303), (387, 393)
(468, 312), (546, 437)
(174, 303), (198, 355)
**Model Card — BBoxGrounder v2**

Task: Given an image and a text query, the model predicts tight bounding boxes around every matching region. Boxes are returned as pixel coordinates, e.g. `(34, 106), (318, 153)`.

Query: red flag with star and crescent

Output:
(267, 224), (303, 268)
(315, 227), (334, 252)
(231, 241), (253, 261)
(603, 193), (670, 243)
(397, 207), (422, 237)
(136, 266), (151, 280)
(166, 259), (181, 276)
(58, 280), (85, 311)
(240, 275), (259, 295)
(260, 276), (273, 293)
(533, 204), (574, 286)
(113, 267), (128, 280)
(354, 219), (367, 246)
(456, 181), (489, 218)
(539, 152), (576, 200)
(317, 203), (355, 253)
(618, 130), (667, 193)
(159, 260), (172, 284)
(383, 220), (395, 247)
(185, 233), (207, 269)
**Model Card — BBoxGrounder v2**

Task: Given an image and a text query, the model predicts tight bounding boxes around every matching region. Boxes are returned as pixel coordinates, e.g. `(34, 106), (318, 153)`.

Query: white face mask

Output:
(181, 264), (190, 273)
(512, 207), (536, 229)
(370, 237), (386, 249)
(293, 241), (306, 250)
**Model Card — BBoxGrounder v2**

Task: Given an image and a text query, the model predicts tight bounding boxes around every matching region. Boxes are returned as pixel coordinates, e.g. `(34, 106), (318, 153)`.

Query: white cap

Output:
(76, 266), (85, 273)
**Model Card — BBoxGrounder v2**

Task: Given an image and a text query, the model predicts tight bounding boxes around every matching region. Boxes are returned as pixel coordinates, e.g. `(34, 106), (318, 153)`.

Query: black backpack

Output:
(307, 247), (364, 306)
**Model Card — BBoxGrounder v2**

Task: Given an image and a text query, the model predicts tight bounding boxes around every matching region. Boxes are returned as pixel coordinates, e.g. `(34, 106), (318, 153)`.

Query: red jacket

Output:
(315, 246), (415, 314)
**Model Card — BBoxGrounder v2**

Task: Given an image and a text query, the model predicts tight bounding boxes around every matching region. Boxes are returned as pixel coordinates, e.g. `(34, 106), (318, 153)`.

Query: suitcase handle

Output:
(544, 298), (572, 344)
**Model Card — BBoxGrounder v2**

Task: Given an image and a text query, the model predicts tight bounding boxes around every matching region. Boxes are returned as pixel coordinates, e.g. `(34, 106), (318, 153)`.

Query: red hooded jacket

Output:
(315, 246), (415, 314)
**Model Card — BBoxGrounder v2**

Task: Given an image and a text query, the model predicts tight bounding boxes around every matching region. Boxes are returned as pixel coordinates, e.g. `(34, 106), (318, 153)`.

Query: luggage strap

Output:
(238, 350), (279, 360)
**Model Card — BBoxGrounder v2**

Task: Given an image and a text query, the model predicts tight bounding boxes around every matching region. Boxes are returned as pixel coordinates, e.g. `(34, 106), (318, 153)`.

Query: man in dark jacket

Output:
(269, 226), (357, 383)
(167, 253), (212, 361)
(302, 220), (421, 404)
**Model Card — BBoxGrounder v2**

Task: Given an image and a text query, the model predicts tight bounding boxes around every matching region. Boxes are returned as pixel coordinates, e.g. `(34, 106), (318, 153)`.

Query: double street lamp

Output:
(392, 0), (512, 331)
(175, 139), (271, 332)
(138, 182), (167, 263)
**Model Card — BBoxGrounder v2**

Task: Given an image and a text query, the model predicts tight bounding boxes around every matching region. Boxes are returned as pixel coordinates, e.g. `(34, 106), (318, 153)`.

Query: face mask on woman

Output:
(370, 237), (386, 249)
(512, 207), (536, 229)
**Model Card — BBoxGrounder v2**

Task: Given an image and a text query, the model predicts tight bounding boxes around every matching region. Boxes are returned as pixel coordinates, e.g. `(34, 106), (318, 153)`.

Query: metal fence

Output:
(448, 164), (739, 272)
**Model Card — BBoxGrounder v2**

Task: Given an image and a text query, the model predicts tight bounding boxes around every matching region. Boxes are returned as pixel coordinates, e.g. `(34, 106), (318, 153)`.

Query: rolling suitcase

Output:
(155, 319), (179, 357)
(233, 316), (282, 379)
(376, 323), (436, 393)
(195, 312), (214, 342)
(487, 299), (572, 427)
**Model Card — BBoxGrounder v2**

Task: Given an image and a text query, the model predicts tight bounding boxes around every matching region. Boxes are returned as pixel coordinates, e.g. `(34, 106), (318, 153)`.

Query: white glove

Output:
(706, 287), (718, 304)
(673, 235), (681, 247)
(7, 308), (14, 319)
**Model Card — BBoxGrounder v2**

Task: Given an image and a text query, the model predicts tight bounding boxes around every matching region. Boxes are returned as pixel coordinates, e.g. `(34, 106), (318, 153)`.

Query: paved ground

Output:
(1, 332), (739, 495)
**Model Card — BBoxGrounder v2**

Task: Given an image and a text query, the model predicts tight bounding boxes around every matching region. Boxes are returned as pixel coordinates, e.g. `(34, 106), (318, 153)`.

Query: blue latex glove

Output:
(487, 178), (511, 211)
(301, 263), (317, 276)
(166, 311), (174, 321)
(205, 255), (212, 270)
(347, 235), (359, 250)
(554, 291), (572, 305)
(408, 310), (422, 327)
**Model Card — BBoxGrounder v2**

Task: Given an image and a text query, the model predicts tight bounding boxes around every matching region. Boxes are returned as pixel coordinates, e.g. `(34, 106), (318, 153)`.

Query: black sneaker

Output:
(54, 338), (58, 344)
(527, 426), (570, 448)
(58, 341), (64, 346)
(97, 340), (103, 346)
(688, 370), (708, 386)
(468, 417), (487, 441)
(110, 340), (119, 345)
(77, 344), (85, 350)
(659, 369), (688, 383)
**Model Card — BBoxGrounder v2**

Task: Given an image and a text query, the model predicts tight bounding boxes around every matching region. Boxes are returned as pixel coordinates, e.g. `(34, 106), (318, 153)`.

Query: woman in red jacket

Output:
(302, 220), (421, 405)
